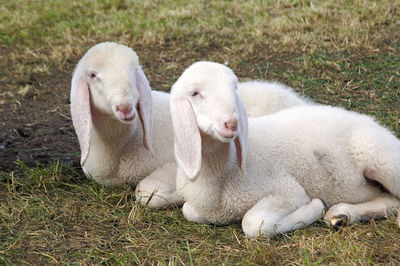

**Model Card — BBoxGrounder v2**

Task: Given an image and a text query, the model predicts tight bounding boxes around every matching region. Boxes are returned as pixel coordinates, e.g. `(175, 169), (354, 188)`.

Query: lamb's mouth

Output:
(116, 113), (135, 123)
(122, 113), (135, 122)
(215, 129), (237, 142)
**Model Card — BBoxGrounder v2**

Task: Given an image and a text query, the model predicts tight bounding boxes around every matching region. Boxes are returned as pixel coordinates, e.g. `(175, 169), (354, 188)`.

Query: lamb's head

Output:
(170, 61), (248, 180)
(80, 43), (140, 122)
(70, 42), (153, 165)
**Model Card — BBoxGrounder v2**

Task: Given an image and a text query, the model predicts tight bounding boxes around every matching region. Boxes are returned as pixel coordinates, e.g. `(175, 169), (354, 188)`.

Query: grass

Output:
(2, 162), (400, 264)
(1, 0), (400, 264)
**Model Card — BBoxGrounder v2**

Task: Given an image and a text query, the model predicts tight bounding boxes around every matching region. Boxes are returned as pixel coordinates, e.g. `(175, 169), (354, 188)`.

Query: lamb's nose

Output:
(224, 119), (238, 132)
(116, 103), (133, 115)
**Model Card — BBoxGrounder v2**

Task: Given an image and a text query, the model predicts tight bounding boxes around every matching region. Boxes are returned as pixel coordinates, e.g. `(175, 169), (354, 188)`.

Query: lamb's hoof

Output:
(324, 203), (353, 227)
(330, 214), (349, 227)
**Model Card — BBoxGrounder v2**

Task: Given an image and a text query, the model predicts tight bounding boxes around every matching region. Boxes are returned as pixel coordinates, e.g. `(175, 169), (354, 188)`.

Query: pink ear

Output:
(170, 95), (202, 180)
(70, 70), (92, 165)
(136, 65), (154, 155)
(234, 93), (248, 176)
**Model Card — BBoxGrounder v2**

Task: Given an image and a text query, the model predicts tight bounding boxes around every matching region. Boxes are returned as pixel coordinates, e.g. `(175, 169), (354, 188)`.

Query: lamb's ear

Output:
(234, 93), (248, 177)
(70, 69), (92, 166)
(136, 65), (154, 155)
(170, 94), (201, 181)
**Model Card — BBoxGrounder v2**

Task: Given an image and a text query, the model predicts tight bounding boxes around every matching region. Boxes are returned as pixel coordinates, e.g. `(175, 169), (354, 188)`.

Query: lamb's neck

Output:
(199, 133), (236, 179)
(91, 108), (138, 150)
(178, 134), (239, 223)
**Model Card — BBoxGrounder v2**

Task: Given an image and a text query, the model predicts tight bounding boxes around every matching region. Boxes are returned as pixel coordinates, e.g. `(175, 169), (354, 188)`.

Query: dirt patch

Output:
(0, 63), (80, 172)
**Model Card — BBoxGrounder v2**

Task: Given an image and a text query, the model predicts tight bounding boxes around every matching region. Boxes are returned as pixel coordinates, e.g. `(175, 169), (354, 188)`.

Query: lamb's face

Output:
(82, 43), (140, 124)
(170, 61), (248, 179)
(176, 62), (240, 143)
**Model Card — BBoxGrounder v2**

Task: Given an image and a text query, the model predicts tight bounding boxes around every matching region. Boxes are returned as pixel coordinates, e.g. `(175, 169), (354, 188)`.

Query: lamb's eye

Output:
(89, 72), (96, 79)
(190, 91), (199, 97)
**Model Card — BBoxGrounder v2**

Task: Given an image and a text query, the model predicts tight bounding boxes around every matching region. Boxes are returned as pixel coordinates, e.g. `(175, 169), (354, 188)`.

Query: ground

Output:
(0, 58), (78, 172)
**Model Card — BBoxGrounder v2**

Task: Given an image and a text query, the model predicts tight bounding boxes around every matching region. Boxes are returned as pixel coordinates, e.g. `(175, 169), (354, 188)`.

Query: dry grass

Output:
(2, 162), (400, 264)
(1, 0), (399, 75)
(1, 0), (400, 264)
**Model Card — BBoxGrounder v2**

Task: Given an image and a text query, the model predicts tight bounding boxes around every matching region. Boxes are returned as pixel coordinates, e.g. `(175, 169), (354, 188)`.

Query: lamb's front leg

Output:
(324, 193), (400, 226)
(182, 202), (208, 224)
(242, 196), (326, 238)
(135, 163), (184, 208)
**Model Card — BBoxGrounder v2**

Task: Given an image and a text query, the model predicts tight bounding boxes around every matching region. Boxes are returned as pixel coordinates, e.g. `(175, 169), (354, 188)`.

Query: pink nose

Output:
(224, 119), (238, 132)
(116, 103), (133, 115)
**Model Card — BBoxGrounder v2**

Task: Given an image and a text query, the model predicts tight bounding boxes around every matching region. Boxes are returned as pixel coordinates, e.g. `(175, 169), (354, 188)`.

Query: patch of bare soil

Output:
(0, 63), (80, 173)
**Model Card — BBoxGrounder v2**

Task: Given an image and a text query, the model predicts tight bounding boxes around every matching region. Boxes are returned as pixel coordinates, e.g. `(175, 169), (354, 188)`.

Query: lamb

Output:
(136, 78), (309, 208)
(170, 61), (400, 238)
(71, 42), (310, 208)
(71, 42), (177, 200)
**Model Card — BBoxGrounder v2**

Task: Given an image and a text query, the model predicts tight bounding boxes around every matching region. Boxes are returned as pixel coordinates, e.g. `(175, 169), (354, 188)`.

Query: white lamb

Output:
(70, 42), (309, 208)
(71, 42), (179, 206)
(170, 61), (400, 238)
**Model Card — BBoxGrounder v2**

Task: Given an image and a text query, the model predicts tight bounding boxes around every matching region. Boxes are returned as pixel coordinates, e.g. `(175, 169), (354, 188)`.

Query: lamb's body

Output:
(171, 61), (400, 237)
(238, 80), (309, 117)
(179, 105), (400, 227)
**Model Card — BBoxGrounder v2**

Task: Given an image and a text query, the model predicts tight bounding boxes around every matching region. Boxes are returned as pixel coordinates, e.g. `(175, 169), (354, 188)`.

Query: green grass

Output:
(283, 53), (400, 133)
(1, 0), (400, 264)
(2, 162), (400, 264)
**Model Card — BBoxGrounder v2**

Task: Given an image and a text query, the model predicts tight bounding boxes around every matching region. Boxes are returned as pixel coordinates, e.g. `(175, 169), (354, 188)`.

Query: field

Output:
(1, 0), (400, 264)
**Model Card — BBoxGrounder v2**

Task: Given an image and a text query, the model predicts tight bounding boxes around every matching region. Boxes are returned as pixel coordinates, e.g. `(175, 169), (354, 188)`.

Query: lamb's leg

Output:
(242, 196), (326, 238)
(135, 163), (184, 208)
(324, 193), (400, 226)
(182, 202), (208, 224)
